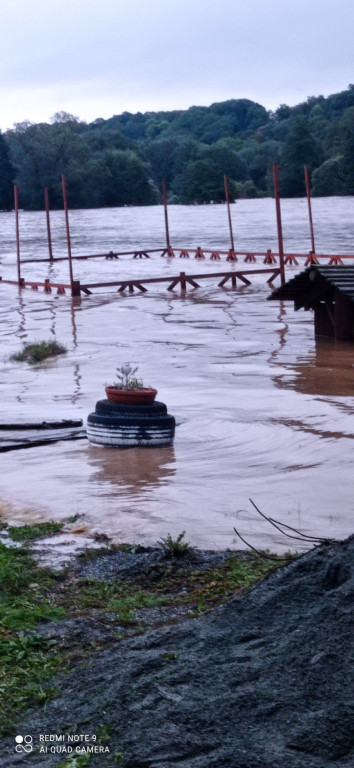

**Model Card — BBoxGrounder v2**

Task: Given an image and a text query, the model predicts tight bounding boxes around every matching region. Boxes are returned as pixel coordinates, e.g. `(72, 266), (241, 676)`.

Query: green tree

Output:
(0, 132), (14, 209)
(239, 138), (281, 190)
(7, 115), (87, 208)
(209, 99), (269, 132)
(84, 121), (128, 153)
(338, 107), (354, 194)
(175, 138), (247, 203)
(308, 104), (327, 143)
(64, 149), (157, 208)
(279, 116), (323, 196)
(177, 159), (230, 203)
(311, 158), (343, 196)
(143, 137), (181, 187)
(274, 104), (292, 121)
(5, 87), (354, 209)
(98, 149), (157, 206)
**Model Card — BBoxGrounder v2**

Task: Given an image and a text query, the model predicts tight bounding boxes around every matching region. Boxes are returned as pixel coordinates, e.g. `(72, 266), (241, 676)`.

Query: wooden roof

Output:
(268, 265), (354, 310)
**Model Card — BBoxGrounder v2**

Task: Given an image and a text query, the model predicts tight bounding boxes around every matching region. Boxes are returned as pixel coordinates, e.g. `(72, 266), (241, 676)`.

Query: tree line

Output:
(1, 84), (354, 210)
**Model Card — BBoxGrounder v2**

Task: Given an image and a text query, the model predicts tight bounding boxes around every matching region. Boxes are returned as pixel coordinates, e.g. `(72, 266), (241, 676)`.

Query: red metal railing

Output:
(3, 167), (354, 297)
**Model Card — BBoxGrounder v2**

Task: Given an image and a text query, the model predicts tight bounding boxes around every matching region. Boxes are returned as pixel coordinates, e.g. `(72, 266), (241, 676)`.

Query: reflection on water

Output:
(270, 303), (289, 353)
(87, 444), (176, 494)
(274, 337), (354, 397)
(1, 199), (354, 552)
(70, 299), (80, 347)
(16, 294), (27, 341)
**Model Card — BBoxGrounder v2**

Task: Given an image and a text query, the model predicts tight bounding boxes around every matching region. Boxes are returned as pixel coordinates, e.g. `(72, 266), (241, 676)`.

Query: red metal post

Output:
(61, 174), (77, 295)
(44, 188), (54, 260)
(304, 166), (316, 254)
(224, 174), (235, 252)
(14, 185), (22, 286)
(272, 164), (286, 286)
(162, 179), (171, 252)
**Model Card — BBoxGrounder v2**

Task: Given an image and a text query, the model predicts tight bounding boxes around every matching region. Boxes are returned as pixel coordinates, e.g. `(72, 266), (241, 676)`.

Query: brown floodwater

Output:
(1, 198), (354, 554)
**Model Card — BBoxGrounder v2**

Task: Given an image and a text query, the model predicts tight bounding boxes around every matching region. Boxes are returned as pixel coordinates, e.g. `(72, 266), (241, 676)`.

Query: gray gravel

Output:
(74, 546), (234, 581)
(2, 536), (353, 768)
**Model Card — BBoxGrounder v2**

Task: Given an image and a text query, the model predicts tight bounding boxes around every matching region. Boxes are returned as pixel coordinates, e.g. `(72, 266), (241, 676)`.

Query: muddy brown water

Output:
(1, 198), (354, 554)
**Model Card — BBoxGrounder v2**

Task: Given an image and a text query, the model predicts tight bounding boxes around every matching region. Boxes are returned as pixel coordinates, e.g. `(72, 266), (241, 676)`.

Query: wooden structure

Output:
(268, 265), (354, 340)
(76, 267), (281, 295)
(0, 420), (85, 453)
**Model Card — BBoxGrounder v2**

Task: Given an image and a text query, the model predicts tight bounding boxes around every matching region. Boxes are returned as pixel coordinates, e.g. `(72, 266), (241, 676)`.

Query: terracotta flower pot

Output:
(105, 386), (158, 405)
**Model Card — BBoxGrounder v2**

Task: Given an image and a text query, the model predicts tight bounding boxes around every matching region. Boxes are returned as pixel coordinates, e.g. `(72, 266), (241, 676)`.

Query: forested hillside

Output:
(1, 84), (354, 210)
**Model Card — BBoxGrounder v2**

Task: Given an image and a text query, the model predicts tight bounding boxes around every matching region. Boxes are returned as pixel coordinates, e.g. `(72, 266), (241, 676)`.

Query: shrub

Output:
(10, 340), (67, 365)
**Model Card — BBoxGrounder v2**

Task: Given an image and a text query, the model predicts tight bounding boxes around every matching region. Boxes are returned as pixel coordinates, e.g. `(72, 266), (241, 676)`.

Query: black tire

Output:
(87, 412), (175, 430)
(95, 399), (168, 416)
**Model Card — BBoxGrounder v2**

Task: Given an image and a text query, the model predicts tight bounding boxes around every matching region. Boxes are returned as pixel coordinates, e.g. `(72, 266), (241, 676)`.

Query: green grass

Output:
(145, 553), (283, 615)
(10, 339), (67, 365)
(8, 521), (63, 541)
(72, 581), (166, 625)
(0, 543), (66, 734)
(59, 550), (283, 624)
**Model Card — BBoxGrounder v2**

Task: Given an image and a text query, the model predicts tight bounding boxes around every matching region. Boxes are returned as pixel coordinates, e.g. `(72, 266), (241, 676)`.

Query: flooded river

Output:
(1, 197), (354, 554)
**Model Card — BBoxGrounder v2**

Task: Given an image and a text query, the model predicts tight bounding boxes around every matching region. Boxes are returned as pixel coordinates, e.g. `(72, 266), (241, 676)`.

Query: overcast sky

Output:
(1, 0), (354, 131)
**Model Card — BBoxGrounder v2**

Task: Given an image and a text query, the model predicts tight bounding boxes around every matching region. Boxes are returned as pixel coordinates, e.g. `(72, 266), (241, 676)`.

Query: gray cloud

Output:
(1, 0), (354, 129)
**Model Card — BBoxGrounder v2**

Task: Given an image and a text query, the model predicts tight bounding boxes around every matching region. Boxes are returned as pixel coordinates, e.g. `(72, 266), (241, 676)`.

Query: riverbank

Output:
(1, 531), (353, 767)
(0, 530), (280, 742)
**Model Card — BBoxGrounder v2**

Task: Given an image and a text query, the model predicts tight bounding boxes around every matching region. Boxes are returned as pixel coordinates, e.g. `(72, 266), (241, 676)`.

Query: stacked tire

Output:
(87, 400), (175, 447)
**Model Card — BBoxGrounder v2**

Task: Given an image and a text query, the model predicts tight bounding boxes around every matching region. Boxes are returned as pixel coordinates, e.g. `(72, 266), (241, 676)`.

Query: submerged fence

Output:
(1, 165), (354, 297)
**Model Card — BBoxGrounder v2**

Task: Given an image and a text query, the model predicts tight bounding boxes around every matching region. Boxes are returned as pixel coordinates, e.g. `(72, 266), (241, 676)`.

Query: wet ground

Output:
(1, 199), (354, 554)
(2, 535), (353, 767)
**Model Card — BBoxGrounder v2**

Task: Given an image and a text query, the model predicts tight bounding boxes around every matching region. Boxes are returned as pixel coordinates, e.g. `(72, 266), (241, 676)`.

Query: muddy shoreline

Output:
(1, 535), (353, 767)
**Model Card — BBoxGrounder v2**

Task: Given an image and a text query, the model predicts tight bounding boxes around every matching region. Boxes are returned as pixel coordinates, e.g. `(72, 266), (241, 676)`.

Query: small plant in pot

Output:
(105, 363), (158, 405)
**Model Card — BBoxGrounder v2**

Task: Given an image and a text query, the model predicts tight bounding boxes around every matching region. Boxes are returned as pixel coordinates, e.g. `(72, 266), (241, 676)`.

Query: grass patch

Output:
(58, 551), (285, 624)
(10, 339), (67, 365)
(8, 521), (63, 542)
(136, 553), (284, 615)
(70, 581), (166, 625)
(0, 543), (66, 735)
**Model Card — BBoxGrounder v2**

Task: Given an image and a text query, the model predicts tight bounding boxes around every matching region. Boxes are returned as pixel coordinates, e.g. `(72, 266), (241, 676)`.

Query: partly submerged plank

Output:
(0, 428), (86, 452)
(0, 419), (83, 431)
